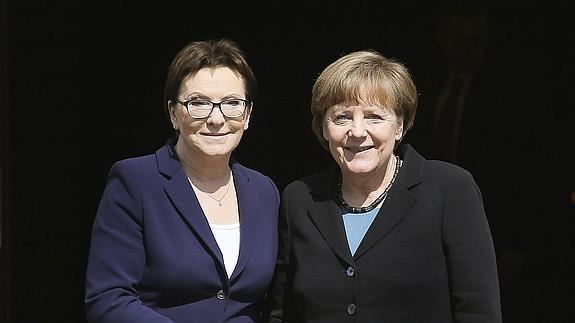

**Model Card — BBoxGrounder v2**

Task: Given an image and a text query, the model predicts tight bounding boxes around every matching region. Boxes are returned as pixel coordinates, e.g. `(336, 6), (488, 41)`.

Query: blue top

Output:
(342, 206), (380, 255)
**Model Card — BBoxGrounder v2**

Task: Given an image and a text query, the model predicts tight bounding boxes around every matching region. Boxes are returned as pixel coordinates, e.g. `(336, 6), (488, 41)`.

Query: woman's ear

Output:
(395, 119), (404, 141)
(244, 117), (250, 130)
(168, 101), (179, 130)
(243, 105), (252, 130)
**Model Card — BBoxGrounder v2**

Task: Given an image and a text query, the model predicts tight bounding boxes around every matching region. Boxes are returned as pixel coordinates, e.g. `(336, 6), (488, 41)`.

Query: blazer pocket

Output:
(393, 243), (443, 260)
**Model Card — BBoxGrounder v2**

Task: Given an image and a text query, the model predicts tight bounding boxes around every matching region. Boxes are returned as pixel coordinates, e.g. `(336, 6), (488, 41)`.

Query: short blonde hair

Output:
(310, 50), (418, 150)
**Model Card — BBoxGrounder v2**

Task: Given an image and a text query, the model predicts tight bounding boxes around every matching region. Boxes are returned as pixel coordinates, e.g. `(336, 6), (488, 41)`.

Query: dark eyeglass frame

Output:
(177, 98), (250, 119)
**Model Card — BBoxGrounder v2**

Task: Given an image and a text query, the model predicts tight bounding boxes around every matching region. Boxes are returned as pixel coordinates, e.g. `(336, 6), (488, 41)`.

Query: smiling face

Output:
(169, 67), (251, 161)
(323, 102), (403, 177)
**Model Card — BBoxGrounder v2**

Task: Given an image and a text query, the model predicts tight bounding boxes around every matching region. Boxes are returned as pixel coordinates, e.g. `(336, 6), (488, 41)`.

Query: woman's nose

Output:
(348, 120), (367, 137)
(207, 106), (226, 125)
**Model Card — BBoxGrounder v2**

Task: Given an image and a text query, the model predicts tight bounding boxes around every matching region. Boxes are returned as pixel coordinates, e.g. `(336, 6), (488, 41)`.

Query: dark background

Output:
(2, 1), (573, 322)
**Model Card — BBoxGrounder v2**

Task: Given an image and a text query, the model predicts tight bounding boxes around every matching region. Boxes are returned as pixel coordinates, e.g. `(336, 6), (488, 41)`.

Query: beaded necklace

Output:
(338, 155), (401, 214)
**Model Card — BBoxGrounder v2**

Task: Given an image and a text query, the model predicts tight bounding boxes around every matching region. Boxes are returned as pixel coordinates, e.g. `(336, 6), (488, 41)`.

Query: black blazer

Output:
(266, 144), (501, 323)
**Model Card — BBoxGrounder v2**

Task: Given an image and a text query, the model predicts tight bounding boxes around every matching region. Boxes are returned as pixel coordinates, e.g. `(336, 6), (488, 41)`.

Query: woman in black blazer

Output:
(265, 50), (501, 322)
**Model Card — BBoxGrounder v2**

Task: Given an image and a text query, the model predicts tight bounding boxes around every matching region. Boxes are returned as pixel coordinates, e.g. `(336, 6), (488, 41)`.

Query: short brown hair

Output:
(310, 50), (418, 150)
(163, 39), (257, 119)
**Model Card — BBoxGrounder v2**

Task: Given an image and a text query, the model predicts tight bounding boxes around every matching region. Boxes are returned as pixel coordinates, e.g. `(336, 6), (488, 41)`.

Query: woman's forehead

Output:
(338, 87), (392, 106)
(330, 103), (392, 113)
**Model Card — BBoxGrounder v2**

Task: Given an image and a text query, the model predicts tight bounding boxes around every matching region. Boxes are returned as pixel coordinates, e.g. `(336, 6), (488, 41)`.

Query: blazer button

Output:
(347, 303), (357, 315)
(346, 266), (355, 277)
(216, 290), (225, 300)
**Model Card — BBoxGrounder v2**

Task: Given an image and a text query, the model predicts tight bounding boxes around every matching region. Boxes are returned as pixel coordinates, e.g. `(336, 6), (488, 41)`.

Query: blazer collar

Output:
(307, 166), (355, 264)
(308, 144), (425, 263)
(156, 138), (258, 282)
(355, 144), (424, 258)
(156, 137), (183, 179)
(228, 163), (258, 281)
(395, 144), (425, 189)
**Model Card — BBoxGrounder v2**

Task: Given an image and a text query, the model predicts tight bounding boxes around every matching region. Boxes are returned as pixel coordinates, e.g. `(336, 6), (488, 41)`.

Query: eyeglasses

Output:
(178, 98), (250, 118)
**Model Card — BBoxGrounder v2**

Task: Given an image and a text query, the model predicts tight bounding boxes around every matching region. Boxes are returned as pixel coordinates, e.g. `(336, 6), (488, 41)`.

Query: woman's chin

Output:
(340, 162), (379, 176)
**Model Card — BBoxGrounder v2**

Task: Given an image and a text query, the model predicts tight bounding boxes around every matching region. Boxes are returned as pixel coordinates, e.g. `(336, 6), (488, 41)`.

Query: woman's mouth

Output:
(202, 132), (229, 137)
(345, 146), (373, 153)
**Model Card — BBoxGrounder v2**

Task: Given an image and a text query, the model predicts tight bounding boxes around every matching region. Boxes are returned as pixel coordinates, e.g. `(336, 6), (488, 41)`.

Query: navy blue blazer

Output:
(266, 144), (501, 323)
(85, 139), (280, 323)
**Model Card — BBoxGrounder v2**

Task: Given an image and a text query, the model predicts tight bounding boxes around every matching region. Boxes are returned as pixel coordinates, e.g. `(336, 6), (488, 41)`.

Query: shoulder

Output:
(232, 161), (279, 193)
(109, 153), (157, 178)
(402, 147), (485, 212)
(424, 160), (474, 182)
(418, 160), (482, 201)
(401, 144), (477, 187)
(103, 153), (163, 193)
(109, 139), (176, 179)
(98, 153), (159, 207)
(283, 165), (338, 196)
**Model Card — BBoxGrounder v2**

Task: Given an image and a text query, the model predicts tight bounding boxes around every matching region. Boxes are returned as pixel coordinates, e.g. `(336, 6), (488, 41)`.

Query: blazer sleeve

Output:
(442, 170), (502, 323)
(263, 186), (293, 323)
(84, 162), (174, 323)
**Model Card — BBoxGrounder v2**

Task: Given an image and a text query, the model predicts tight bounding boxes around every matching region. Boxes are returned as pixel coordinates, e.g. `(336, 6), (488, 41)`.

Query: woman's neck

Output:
(175, 140), (231, 185)
(341, 155), (396, 205)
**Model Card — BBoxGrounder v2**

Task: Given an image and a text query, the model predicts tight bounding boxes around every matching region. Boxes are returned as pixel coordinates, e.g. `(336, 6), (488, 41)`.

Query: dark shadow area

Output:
(1, 0), (9, 321)
(3, 1), (573, 322)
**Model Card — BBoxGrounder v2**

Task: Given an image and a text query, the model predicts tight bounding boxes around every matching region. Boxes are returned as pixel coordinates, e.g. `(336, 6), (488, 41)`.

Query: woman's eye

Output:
(334, 114), (351, 121)
(367, 114), (383, 120)
(190, 100), (211, 107)
(223, 99), (241, 106)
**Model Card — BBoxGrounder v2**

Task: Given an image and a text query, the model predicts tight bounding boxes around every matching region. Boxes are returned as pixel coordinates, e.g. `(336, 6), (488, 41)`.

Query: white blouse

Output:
(209, 222), (240, 278)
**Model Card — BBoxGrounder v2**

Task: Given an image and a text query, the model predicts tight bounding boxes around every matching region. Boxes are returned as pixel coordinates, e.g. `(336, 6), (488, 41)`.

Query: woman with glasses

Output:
(85, 39), (279, 322)
(265, 50), (501, 322)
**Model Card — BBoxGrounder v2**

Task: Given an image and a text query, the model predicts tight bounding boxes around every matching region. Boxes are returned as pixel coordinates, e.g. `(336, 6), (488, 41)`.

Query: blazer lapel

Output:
(308, 201), (355, 265)
(156, 139), (225, 268)
(353, 144), (423, 259)
(353, 185), (417, 259)
(164, 170), (225, 267)
(307, 167), (355, 265)
(229, 163), (257, 281)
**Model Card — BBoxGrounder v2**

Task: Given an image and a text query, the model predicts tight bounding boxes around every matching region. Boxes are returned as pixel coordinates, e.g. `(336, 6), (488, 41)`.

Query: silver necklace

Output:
(188, 176), (232, 206)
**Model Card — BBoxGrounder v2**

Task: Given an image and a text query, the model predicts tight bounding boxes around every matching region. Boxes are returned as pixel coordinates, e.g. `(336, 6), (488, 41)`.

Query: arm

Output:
(262, 188), (292, 323)
(84, 162), (174, 323)
(442, 171), (502, 323)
